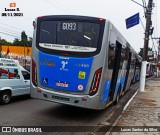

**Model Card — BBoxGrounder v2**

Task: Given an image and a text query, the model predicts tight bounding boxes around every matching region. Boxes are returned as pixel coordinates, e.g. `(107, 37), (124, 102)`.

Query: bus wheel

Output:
(0, 91), (11, 104)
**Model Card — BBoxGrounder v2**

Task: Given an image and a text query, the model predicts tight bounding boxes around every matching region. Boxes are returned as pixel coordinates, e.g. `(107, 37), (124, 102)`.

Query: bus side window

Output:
(121, 47), (129, 70)
(130, 53), (136, 69)
(108, 43), (116, 69)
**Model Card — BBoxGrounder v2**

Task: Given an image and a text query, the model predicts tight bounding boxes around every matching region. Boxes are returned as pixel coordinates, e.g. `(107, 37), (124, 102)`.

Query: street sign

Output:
(125, 13), (139, 29)
(147, 51), (153, 56)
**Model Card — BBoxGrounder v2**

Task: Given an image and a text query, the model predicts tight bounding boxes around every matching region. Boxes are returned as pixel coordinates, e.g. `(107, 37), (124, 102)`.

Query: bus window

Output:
(108, 43), (116, 69)
(39, 21), (100, 53)
(120, 46), (128, 70)
(130, 53), (136, 69)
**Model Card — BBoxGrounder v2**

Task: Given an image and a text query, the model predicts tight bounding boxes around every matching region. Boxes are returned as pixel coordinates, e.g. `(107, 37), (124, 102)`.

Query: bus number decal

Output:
(62, 23), (76, 31)
(78, 71), (86, 79)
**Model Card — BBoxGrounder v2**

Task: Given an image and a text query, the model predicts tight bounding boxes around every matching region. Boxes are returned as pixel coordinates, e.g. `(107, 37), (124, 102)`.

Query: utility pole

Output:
(140, 0), (154, 92)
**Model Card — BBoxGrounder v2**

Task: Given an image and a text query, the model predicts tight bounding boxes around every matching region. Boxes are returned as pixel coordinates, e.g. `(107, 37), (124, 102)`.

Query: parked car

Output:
(0, 58), (30, 104)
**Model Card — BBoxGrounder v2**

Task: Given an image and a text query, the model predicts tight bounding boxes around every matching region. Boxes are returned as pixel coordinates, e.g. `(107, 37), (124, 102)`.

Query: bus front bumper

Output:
(34, 87), (100, 110)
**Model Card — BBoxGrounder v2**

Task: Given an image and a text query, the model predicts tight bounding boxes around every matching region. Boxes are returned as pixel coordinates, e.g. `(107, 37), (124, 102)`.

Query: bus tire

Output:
(0, 91), (11, 104)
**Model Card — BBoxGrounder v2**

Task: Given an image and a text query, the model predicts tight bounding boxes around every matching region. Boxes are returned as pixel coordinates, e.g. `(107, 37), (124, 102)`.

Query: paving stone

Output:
(112, 77), (160, 135)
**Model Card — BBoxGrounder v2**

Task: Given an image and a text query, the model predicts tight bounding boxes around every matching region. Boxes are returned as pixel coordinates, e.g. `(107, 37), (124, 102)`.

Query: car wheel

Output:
(0, 92), (11, 104)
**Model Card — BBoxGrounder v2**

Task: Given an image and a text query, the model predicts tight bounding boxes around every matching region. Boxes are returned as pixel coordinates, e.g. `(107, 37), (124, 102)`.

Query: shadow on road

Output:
(39, 103), (112, 123)
(11, 95), (31, 103)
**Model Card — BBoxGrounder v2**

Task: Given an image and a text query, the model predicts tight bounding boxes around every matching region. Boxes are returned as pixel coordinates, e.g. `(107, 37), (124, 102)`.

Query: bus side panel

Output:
(100, 26), (121, 108)
(101, 80), (111, 104)
(125, 53), (136, 91)
(31, 24), (39, 99)
(92, 22), (114, 109)
(100, 25), (133, 109)
(123, 51), (131, 91)
(85, 22), (110, 109)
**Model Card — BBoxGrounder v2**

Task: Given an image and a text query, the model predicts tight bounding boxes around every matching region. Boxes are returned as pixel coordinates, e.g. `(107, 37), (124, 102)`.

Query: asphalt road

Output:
(0, 82), (139, 135)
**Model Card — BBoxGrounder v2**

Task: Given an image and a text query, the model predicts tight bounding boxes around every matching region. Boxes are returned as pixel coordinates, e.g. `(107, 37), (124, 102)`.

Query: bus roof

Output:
(36, 15), (106, 22)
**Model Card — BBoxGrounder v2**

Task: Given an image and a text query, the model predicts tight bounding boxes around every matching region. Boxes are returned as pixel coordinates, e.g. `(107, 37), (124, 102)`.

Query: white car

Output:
(0, 58), (30, 104)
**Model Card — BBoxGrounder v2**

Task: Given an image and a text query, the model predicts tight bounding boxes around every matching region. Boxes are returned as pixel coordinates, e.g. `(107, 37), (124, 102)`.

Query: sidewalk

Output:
(110, 77), (160, 135)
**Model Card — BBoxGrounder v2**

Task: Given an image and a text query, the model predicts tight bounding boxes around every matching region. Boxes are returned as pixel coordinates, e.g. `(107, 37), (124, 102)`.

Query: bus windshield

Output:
(38, 21), (100, 52)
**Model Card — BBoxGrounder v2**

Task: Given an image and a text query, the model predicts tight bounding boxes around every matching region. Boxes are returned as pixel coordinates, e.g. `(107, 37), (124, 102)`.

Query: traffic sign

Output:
(147, 51), (153, 56)
(126, 13), (139, 29)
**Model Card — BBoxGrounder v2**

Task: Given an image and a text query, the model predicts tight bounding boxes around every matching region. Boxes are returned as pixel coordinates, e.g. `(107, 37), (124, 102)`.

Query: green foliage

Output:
(0, 39), (12, 45)
(1, 31), (32, 47)
(13, 38), (21, 46)
(21, 31), (28, 41)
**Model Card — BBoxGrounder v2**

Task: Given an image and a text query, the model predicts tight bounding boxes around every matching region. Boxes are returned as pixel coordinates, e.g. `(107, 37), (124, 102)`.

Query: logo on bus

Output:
(78, 84), (84, 91)
(78, 71), (86, 79)
(60, 61), (68, 71)
(42, 78), (48, 85)
(41, 59), (56, 67)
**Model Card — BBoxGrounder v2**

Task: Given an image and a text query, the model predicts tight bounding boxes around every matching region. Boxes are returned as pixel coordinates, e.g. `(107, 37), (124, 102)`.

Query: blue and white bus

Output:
(31, 15), (141, 110)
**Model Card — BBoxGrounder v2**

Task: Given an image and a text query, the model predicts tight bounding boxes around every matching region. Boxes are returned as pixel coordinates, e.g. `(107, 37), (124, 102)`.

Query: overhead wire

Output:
(0, 28), (21, 37)
(140, 0), (157, 54)
(0, 22), (32, 37)
(0, 24), (32, 37)
(0, 22), (25, 31)
(139, 17), (145, 30)
(0, 25), (22, 35)
(0, 31), (21, 39)
(150, 0), (159, 54)
(151, 35), (157, 52)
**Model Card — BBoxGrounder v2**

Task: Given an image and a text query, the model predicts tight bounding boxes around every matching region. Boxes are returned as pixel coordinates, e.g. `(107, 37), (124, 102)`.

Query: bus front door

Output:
(109, 41), (122, 101)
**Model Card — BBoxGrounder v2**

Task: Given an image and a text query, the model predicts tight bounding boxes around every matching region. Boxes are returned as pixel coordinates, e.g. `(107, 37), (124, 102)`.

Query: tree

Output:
(1, 39), (11, 45)
(1, 31), (32, 47)
(21, 31), (27, 41)
(13, 38), (21, 46)
(28, 37), (32, 46)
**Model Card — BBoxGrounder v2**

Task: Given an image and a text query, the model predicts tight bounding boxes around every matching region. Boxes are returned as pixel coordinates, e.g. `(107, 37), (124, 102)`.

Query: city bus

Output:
(31, 15), (141, 110)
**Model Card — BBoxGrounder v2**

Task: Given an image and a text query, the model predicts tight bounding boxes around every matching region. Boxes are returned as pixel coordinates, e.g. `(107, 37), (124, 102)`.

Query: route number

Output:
(62, 23), (76, 31)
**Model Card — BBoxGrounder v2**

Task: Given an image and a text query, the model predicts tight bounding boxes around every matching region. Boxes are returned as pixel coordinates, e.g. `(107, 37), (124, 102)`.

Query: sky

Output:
(0, 0), (159, 53)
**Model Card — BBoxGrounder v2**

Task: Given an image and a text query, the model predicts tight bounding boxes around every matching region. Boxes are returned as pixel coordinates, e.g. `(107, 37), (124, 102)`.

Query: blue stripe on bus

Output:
(101, 76), (125, 104)
(101, 80), (111, 103)
(114, 76), (125, 94)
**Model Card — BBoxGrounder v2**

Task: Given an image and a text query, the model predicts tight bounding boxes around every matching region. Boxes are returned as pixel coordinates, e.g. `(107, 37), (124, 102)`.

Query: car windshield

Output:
(38, 21), (100, 52)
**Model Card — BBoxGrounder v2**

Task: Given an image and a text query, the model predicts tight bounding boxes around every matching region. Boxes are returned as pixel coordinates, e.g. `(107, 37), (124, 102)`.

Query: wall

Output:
(1, 45), (32, 56)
